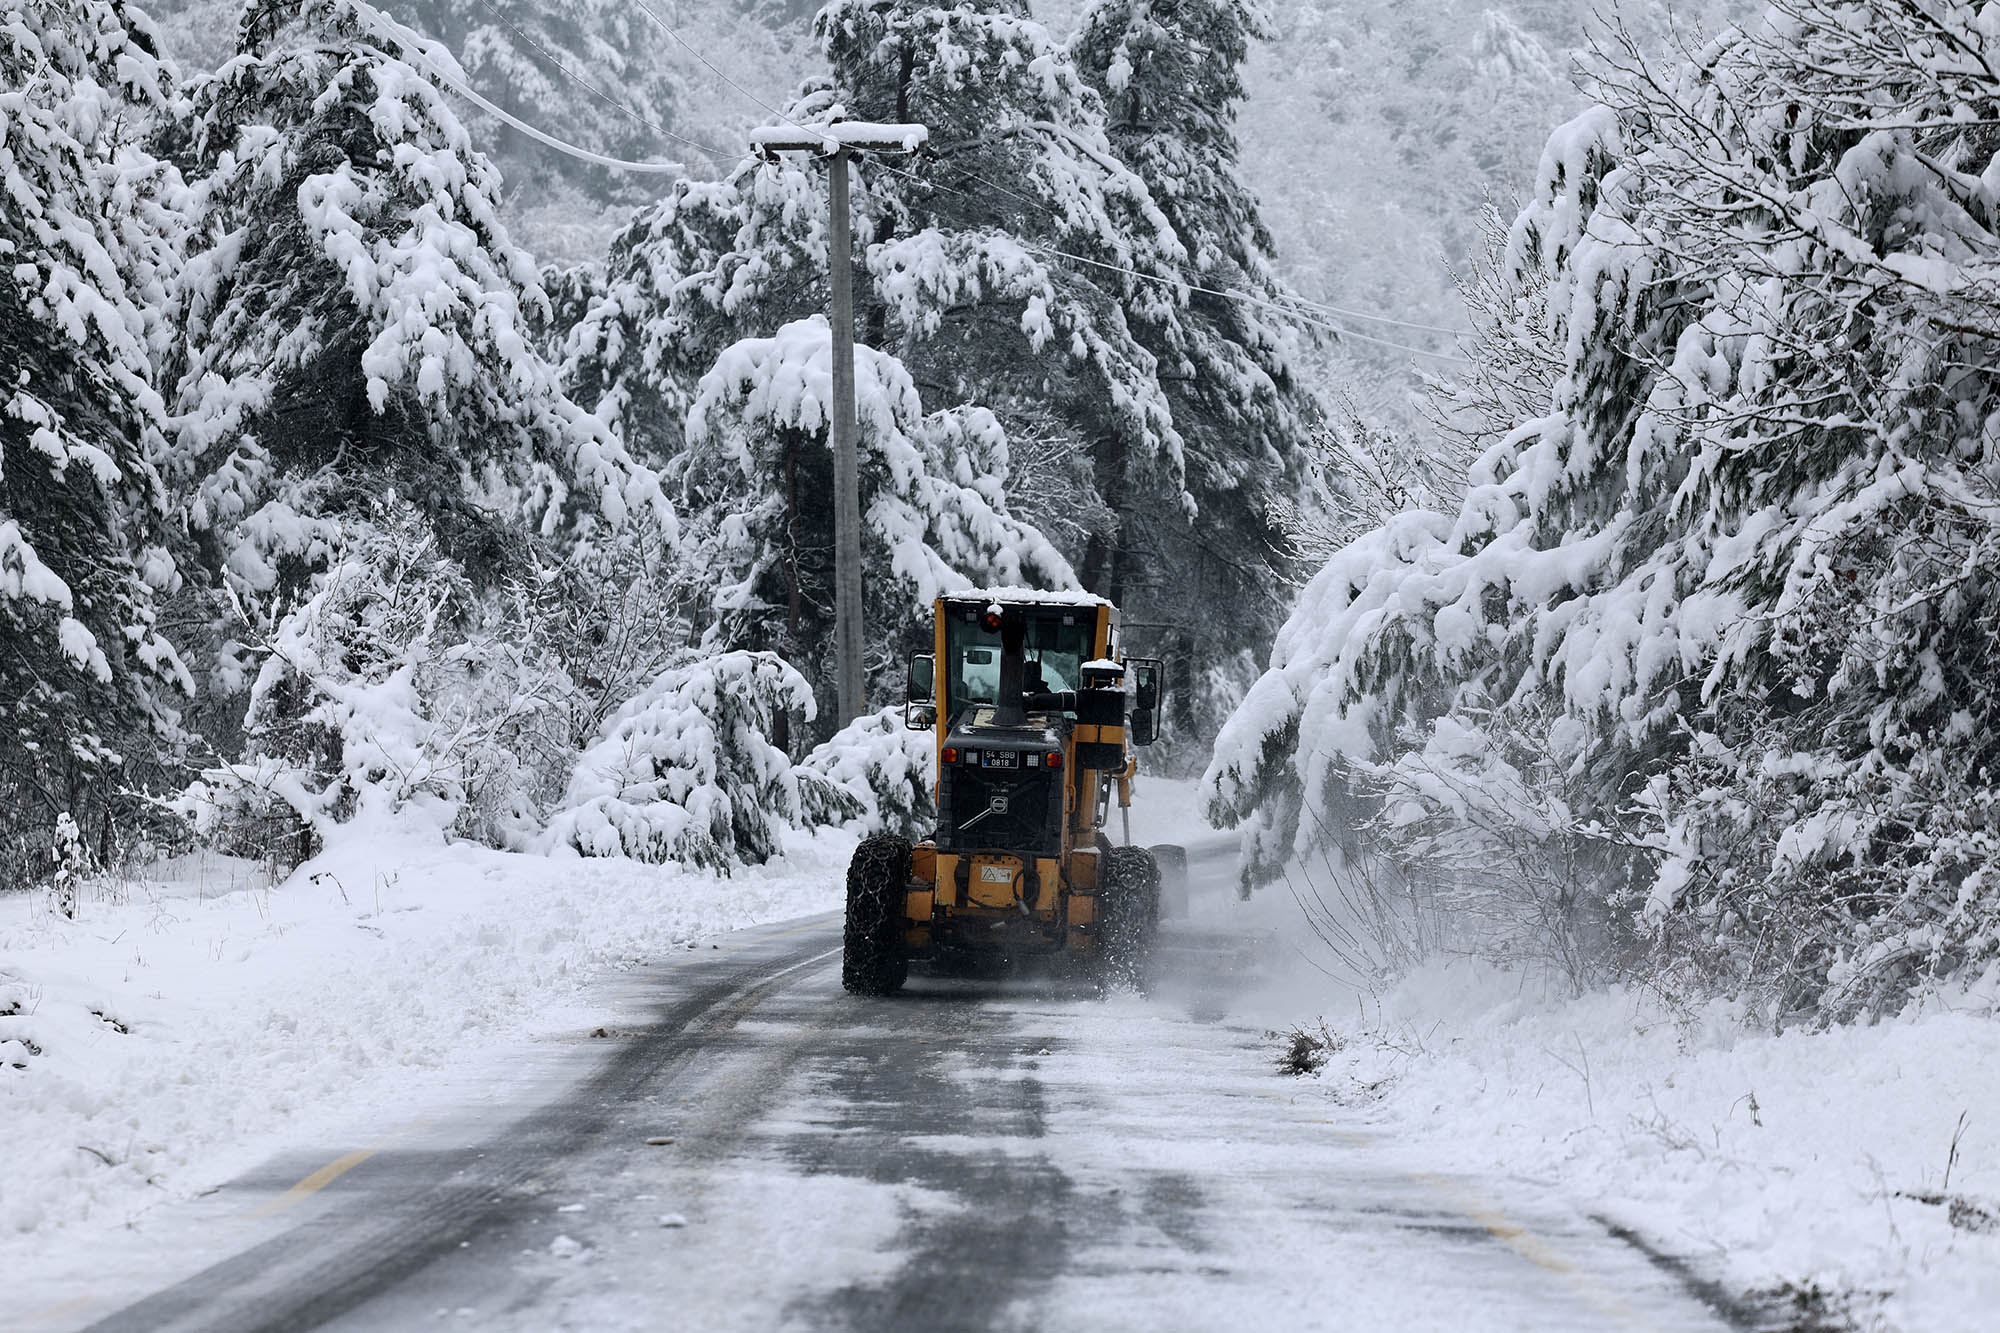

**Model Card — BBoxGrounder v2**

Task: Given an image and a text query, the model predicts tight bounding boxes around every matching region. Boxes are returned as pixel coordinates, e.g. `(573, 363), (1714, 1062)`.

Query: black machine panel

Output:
(938, 762), (1062, 858)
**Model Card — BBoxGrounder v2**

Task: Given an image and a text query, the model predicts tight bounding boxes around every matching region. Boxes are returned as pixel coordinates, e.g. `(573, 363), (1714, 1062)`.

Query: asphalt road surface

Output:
(31, 843), (1738, 1333)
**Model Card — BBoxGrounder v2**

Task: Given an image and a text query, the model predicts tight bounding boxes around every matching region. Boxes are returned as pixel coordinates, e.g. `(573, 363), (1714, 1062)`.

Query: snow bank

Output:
(1295, 958), (2000, 1328)
(0, 828), (848, 1238)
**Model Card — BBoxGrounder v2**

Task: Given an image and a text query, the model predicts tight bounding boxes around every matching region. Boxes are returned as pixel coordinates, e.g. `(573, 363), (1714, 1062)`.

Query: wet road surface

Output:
(33, 854), (1740, 1333)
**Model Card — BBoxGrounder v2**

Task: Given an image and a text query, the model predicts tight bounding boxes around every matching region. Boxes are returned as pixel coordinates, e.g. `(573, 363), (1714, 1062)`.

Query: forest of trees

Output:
(10, 0), (2000, 1022)
(2, 0), (1314, 886)
(1208, 0), (2000, 1024)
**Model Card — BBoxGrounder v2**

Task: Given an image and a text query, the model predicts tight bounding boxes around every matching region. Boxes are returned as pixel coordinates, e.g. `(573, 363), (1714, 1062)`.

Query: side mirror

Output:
(905, 652), (937, 731)
(1129, 658), (1164, 746)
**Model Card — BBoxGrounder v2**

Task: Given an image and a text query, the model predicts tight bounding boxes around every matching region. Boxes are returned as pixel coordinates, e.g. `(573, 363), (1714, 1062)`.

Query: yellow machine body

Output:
(898, 592), (1139, 960)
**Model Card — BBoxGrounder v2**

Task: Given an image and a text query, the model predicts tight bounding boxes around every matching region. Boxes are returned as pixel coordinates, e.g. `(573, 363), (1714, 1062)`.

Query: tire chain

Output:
(842, 833), (912, 995)
(1098, 844), (1160, 987)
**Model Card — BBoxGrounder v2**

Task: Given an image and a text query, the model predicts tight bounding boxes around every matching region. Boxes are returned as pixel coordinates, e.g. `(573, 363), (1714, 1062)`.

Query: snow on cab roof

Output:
(947, 587), (1113, 609)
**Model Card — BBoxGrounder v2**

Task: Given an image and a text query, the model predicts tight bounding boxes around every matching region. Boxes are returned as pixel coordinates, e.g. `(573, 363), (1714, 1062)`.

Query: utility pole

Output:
(751, 121), (928, 729)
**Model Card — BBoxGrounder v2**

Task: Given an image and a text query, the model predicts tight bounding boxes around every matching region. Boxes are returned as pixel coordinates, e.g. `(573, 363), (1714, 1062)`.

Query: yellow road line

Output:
(17, 1295), (97, 1327)
(1415, 1171), (1577, 1276)
(761, 918), (837, 941)
(1294, 1110), (1652, 1326)
(246, 1148), (377, 1219)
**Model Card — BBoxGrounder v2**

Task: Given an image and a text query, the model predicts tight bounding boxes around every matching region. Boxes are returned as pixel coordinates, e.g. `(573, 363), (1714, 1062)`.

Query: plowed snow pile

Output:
(0, 830), (850, 1237)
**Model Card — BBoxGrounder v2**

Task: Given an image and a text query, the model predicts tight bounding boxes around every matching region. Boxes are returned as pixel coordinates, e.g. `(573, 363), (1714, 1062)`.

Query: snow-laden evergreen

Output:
(165, 0), (667, 596)
(567, 2), (1191, 483)
(1208, 1), (2000, 1021)
(544, 649), (833, 869)
(0, 0), (191, 886)
(1072, 0), (1318, 746)
(156, 0), (670, 851)
(393, 0), (687, 205)
(565, 0), (1191, 521)
(561, 0), (1319, 747)
(675, 316), (1075, 722)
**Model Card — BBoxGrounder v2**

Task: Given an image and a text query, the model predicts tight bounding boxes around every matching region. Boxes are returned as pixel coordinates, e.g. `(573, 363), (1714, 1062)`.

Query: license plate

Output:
(985, 751), (1018, 768)
(979, 864), (1015, 884)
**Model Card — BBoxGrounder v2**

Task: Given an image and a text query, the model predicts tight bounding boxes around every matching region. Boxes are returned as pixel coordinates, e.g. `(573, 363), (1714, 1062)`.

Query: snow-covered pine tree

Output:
(1208, 1), (2000, 1021)
(1, 0), (192, 887)
(543, 648), (824, 869)
(563, 0), (1187, 580)
(559, 168), (786, 468)
(675, 316), (1075, 727)
(1071, 0), (1318, 746)
(161, 0), (668, 847)
(819, 0), (1190, 536)
(799, 705), (936, 841)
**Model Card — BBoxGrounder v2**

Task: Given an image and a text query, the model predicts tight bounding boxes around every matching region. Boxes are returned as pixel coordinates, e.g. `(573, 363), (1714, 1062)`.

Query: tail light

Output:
(1046, 750), (1063, 769)
(942, 747), (959, 764)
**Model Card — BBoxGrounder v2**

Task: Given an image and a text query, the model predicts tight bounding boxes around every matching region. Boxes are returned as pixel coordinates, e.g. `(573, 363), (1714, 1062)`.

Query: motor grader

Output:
(840, 590), (1183, 994)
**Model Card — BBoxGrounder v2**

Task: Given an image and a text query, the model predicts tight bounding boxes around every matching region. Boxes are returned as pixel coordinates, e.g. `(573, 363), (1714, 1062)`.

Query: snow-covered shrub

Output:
(544, 650), (819, 870)
(49, 814), (89, 919)
(800, 708), (937, 842)
(1210, 2), (2000, 1021)
(184, 514), (488, 847)
(181, 504), (700, 860)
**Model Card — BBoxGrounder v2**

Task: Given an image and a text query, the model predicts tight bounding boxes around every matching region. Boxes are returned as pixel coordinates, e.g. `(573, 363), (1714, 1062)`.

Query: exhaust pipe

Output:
(992, 608), (1028, 727)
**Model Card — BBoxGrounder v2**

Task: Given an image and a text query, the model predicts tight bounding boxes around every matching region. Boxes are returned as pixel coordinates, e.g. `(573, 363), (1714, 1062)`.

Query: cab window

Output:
(943, 608), (1095, 722)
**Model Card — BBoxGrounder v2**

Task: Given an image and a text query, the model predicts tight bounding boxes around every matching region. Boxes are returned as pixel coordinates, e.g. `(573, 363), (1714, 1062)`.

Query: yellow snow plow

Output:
(841, 590), (1175, 993)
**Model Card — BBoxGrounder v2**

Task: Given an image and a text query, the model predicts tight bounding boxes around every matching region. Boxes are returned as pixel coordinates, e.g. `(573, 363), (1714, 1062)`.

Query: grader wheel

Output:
(842, 835), (911, 996)
(1098, 845), (1160, 988)
(1150, 843), (1190, 920)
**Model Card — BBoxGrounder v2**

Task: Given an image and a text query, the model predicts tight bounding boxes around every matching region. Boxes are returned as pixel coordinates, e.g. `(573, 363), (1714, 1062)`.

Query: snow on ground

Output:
(0, 826), (851, 1241)
(1136, 776), (2000, 1327)
(1257, 919), (2000, 1328)
(9, 767), (1997, 1329)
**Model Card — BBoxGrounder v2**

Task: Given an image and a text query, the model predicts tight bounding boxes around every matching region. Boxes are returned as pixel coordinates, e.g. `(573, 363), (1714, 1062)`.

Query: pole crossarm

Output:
(750, 122), (930, 161)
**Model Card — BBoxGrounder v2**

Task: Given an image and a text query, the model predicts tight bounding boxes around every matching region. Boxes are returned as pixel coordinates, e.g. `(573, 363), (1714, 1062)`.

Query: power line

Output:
(1019, 238), (1473, 363)
(1283, 298), (1466, 337)
(401, 43), (688, 174)
(378, 6), (718, 171)
(630, 0), (800, 131)
(928, 159), (1472, 349)
(869, 157), (1473, 363)
(467, 0), (737, 162)
(616, 2), (1469, 355)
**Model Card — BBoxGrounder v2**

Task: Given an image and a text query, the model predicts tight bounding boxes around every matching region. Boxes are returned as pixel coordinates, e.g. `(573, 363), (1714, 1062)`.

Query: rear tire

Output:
(842, 835), (911, 996)
(1098, 845), (1160, 989)
(1149, 843), (1189, 920)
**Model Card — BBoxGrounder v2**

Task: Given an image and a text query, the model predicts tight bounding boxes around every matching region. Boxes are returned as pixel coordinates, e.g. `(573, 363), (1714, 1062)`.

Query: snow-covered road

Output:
(21, 886), (1735, 1331)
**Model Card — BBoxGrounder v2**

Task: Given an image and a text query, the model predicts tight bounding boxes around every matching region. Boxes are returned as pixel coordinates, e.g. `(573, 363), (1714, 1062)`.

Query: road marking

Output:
(762, 918), (836, 941)
(230, 942), (838, 1230)
(1413, 1171), (1577, 1275)
(1292, 1111), (1661, 1327)
(18, 1295), (97, 1327)
(247, 1148), (378, 1219)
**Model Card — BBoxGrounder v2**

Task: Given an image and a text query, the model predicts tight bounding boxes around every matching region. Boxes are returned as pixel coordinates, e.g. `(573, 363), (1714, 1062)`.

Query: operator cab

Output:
(941, 599), (1097, 728)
